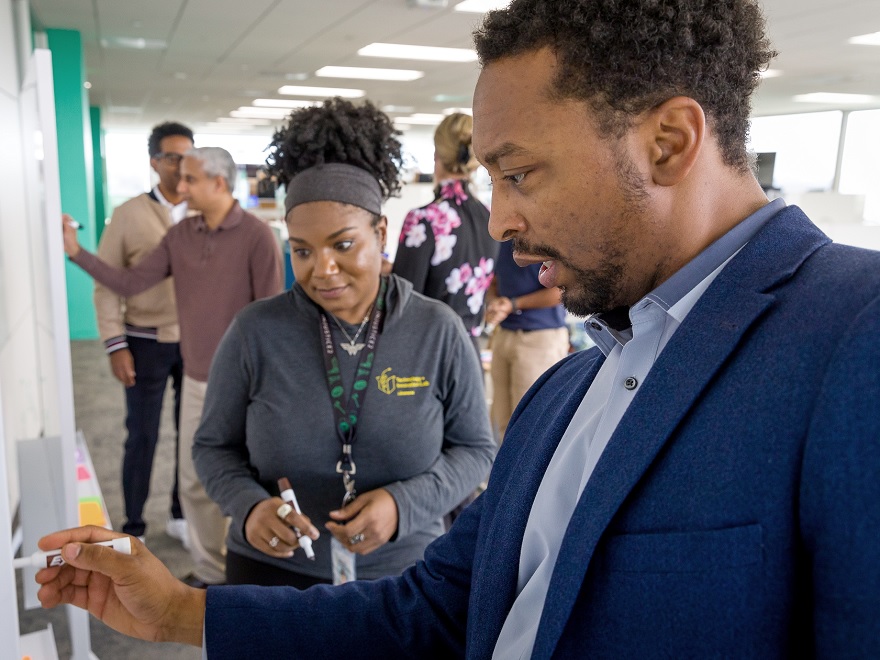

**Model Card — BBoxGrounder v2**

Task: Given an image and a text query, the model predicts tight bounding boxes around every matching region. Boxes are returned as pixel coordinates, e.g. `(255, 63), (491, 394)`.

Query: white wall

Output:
(0, 0), (42, 514)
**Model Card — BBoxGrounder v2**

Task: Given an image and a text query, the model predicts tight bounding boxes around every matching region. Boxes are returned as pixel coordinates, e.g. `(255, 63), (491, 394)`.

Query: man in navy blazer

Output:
(36, 0), (880, 656)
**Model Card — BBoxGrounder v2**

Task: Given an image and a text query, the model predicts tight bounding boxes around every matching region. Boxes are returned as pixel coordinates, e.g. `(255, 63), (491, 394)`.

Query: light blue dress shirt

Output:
(492, 198), (785, 659)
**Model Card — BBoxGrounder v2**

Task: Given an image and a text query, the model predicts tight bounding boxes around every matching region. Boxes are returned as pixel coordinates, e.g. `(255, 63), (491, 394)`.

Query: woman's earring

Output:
(381, 251), (390, 259)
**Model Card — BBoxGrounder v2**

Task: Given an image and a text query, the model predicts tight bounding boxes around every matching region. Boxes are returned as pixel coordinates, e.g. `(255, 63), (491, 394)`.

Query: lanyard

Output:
(318, 276), (387, 506)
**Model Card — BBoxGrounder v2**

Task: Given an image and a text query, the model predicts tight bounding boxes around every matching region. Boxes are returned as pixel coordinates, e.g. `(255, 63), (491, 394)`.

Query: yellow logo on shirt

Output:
(376, 367), (430, 396)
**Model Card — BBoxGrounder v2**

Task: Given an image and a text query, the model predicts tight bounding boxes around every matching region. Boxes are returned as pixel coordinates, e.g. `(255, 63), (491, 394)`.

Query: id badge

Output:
(330, 536), (356, 585)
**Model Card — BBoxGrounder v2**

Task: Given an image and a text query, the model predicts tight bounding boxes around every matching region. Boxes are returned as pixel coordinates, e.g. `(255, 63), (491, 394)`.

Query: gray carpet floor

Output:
(17, 339), (201, 659)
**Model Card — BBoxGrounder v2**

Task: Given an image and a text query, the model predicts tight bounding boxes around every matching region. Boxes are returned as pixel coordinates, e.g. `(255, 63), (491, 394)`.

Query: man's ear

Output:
(643, 96), (705, 187)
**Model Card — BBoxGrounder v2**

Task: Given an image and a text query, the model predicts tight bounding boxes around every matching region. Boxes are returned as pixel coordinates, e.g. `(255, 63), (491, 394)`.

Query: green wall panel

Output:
(47, 29), (97, 340)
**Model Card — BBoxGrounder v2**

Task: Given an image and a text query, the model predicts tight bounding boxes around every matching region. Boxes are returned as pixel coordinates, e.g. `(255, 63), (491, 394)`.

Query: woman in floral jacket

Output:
(392, 113), (498, 356)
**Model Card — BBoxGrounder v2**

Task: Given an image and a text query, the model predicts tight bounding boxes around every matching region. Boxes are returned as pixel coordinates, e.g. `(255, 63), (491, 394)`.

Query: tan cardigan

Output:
(94, 193), (180, 347)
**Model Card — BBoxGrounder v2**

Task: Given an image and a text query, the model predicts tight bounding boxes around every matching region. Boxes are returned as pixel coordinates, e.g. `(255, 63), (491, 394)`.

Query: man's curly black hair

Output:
(473, 0), (777, 173)
(264, 97), (404, 200)
(148, 121), (193, 157)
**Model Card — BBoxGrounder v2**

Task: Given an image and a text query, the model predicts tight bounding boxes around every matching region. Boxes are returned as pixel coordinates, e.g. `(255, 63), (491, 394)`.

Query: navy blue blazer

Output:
(206, 206), (880, 658)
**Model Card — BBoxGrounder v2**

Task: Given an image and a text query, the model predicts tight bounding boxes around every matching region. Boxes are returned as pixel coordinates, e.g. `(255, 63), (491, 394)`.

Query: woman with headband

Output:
(392, 112), (499, 357)
(192, 98), (495, 588)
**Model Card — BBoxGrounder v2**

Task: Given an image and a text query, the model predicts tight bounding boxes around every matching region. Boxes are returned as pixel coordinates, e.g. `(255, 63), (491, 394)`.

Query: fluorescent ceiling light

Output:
(203, 123), (265, 132)
(793, 93), (876, 104)
(316, 66), (424, 81)
(215, 117), (273, 125)
(759, 69), (783, 79)
(231, 107), (291, 119)
(444, 107), (472, 115)
(253, 98), (320, 109)
(433, 93), (471, 102)
(382, 105), (416, 113)
(849, 31), (880, 46)
(454, 0), (509, 12)
(358, 43), (477, 63)
(394, 113), (446, 125)
(277, 85), (365, 98)
(100, 36), (167, 50)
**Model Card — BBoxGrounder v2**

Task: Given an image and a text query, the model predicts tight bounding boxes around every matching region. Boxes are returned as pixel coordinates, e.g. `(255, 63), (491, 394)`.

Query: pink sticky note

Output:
(77, 465), (91, 481)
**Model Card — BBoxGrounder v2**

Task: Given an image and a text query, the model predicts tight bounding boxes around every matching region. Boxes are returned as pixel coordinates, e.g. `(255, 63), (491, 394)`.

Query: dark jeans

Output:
(121, 336), (183, 536)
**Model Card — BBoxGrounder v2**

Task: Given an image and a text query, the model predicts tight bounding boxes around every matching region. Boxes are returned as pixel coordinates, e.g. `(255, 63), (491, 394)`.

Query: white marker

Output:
(278, 477), (315, 560)
(13, 536), (132, 569)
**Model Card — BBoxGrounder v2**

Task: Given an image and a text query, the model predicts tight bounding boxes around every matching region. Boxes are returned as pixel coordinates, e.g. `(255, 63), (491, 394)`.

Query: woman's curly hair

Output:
(473, 0), (777, 173)
(264, 97), (404, 199)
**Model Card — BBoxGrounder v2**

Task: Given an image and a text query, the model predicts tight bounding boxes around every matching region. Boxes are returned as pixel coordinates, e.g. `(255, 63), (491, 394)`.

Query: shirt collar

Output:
(152, 186), (188, 222)
(586, 198), (786, 354)
(195, 200), (244, 232)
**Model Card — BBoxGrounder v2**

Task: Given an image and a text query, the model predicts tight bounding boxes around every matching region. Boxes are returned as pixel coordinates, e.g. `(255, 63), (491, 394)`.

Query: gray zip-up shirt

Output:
(193, 274), (496, 580)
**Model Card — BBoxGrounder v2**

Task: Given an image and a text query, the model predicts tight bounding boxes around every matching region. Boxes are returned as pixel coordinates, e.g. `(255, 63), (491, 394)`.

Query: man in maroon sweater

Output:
(63, 146), (282, 587)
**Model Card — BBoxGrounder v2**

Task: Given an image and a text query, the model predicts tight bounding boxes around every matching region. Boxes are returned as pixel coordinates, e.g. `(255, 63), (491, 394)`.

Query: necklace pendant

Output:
(340, 341), (365, 356)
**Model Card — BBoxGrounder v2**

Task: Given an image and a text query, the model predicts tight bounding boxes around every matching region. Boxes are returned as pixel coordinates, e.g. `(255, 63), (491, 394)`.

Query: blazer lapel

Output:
(530, 206), (830, 659)
(468, 353), (603, 659)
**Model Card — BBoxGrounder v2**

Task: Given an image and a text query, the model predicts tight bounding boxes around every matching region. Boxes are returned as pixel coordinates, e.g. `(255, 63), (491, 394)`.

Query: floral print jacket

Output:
(393, 179), (498, 337)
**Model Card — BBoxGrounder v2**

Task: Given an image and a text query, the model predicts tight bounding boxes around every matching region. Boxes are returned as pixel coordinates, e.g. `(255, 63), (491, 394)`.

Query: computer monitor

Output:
(755, 152), (776, 190)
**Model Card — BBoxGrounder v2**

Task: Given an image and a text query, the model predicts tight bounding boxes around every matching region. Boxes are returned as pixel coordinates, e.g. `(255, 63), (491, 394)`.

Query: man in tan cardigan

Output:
(94, 122), (193, 545)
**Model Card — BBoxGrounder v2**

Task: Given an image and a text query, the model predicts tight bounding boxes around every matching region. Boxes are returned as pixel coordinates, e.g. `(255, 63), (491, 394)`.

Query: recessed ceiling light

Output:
(849, 31), (880, 46)
(454, 0), (509, 12)
(216, 117), (273, 125)
(316, 66), (424, 81)
(231, 107), (292, 119)
(277, 85), (365, 98)
(393, 113), (446, 125)
(433, 93), (472, 103)
(100, 36), (166, 50)
(253, 98), (321, 109)
(358, 43), (477, 63)
(792, 92), (876, 104)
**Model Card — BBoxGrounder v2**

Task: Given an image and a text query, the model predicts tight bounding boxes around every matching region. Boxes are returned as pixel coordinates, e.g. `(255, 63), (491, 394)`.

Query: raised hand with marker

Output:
(61, 213), (83, 258)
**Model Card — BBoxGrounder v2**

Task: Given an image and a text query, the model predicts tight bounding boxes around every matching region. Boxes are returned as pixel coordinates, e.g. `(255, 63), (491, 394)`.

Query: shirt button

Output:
(624, 376), (638, 390)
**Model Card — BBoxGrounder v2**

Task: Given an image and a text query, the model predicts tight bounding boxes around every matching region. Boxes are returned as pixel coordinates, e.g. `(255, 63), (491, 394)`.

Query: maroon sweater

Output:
(73, 202), (282, 380)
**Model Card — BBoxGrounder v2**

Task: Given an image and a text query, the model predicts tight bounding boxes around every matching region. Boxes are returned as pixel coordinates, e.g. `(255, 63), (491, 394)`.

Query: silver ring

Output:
(276, 503), (293, 520)
(268, 536), (280, 548)
(349, 533), (365, 545)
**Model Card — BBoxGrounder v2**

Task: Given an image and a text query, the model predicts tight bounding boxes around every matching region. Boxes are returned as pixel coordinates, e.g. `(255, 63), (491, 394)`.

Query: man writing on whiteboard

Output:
(95, 121), (191, 547)
(62, 146), (282, 590)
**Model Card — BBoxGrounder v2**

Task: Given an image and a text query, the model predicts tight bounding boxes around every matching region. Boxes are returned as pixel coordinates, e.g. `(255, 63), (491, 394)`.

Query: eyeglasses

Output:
(154, 152), (184, 165)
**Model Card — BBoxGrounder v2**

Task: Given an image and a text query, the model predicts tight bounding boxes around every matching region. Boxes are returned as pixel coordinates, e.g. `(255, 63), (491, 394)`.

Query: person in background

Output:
(192, 97), (495, 588)
(484, 239), (569, 441)
(36, 0), (880, 656)
(62, 146), (282, 588)
(95, 121), (191, 545)
(392, 112), (498, 357)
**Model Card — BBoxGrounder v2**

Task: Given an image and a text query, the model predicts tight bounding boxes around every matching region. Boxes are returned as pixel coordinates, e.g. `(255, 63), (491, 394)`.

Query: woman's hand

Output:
(244, 497), (320, 558)
(326, 488), (399, 555)
(35, 526), (205, 646)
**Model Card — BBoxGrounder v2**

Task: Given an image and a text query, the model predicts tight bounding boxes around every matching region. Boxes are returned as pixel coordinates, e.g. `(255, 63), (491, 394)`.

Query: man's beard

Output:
(512, 149), (649, 317)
